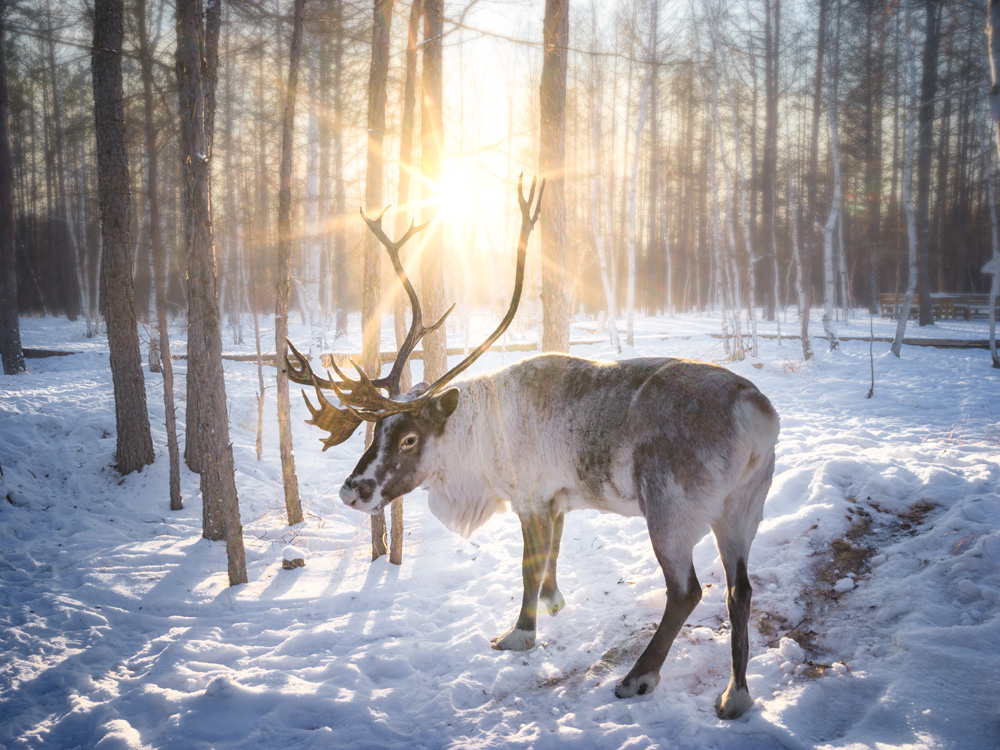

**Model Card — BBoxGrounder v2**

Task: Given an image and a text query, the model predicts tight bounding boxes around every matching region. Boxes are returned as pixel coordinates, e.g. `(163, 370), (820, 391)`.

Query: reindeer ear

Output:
(426, 388), (460, 425)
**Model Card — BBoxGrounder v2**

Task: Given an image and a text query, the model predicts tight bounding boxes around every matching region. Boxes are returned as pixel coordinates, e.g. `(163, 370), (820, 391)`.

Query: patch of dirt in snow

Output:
(767, 496), (944, 675)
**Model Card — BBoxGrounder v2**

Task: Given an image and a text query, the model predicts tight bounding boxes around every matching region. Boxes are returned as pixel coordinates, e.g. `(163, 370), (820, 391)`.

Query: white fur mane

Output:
(421, 371), (527, 538)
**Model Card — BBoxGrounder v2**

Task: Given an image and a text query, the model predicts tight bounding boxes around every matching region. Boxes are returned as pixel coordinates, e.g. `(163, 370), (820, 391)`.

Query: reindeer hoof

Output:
(614, 671), (660, 699)
(491, 627), (535, 651)
(715, 684), (753, 719)
(540, 587), (565, 616)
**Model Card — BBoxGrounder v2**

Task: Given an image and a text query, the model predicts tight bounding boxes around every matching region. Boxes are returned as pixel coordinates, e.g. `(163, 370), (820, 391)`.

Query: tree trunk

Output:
(821, 0), (842, 351)
(891, 0), (920, 358)
(803, 0), (827, 361)
(988, 0), (1000, 162)
(46, 0), (93, 337)
(364, 0), (394, 561)
(421, 0), (448, 377)
(332, 0), (348, 339)
(588, 17), (620, 353)
(0, 0), (23, 375)
(625, 65), (649, 349)
(987, 0), (1000, 368)
(275, 0), (306, 528)
(92, 0), (155, 475)
(176, 0), (247, 586)
(761, 0), (779, 322)
(184, 0), (222, 473)
(981, 124), (1000, 369)
(384, 0), (423, 566)
(137, 0), (181, 509)
(539, 0), (570, 353)
(915, 0), (939, 327)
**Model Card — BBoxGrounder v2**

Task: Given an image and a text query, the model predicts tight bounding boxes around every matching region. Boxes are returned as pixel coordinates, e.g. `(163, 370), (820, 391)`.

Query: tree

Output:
(539, 0), (570, 353)
(136, 0), (181, 510)
(385, 0), (424, 565)
(985, 0), (1000, 368)
(363, 0), (393, 561)
(890, 0), (919, 358)
(421, 0), (448, 377)
(915, 0), (940, 327)
(183, 0), (222, 473)
(0, 0), (23, 376)
(176, 0), (247, 585)
(802, 0), (828, 362)
(760, 0), (779, 322)
(45, 0), (94, 338)
(275, 0), (306, 528)
(91, 0), (155, 474)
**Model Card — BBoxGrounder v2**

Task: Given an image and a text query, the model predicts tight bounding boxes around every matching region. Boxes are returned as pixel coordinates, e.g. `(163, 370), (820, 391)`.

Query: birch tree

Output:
(890, 0), (920, 358)
(981, 123), (1000, 369)
(821, 0), (843, 350)
(421, 0), (449, 376)
(988, 0), (1000, 368)
(539, 0), (570, 353)
(625, 30), (651, 349)
(588, 3), (620, 353)
(275, 0), (306, 528)
(363, 0), (393, 561)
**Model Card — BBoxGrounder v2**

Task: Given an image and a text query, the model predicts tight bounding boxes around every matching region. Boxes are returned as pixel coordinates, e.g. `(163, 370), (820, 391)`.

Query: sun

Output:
(432, 165), (480, 222)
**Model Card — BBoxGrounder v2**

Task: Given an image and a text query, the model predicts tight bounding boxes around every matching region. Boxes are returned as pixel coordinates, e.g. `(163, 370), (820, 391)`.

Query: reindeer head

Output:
(339, 384), (459, 513)
(284, 174), (543, 513)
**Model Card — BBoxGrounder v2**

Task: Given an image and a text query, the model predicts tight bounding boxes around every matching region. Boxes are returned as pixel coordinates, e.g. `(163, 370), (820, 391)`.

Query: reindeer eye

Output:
(400, 435), (418, 450)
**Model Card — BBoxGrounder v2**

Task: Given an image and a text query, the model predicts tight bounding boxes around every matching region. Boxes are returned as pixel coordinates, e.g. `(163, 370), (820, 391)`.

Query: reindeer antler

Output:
(285, 174), (544, 449)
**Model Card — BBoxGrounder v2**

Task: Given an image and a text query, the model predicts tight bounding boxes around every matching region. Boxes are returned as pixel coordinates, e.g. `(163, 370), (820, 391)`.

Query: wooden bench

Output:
(963, 294), (1000, 320)
(879, 293), (998, 321)
(880, 293), (920, 319)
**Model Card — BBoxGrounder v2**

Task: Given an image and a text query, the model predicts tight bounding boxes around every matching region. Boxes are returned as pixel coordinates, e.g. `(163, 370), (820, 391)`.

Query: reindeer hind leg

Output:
(615, 507), (703, 699)
(711, 451), (773, 719)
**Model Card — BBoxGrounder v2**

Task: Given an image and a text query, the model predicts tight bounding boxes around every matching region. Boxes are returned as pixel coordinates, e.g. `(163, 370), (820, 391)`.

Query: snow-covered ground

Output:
(1, 310), (998, 750)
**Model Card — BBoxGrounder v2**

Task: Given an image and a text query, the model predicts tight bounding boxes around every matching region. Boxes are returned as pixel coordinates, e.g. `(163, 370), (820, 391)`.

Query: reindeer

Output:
(285, 176), (779, 719)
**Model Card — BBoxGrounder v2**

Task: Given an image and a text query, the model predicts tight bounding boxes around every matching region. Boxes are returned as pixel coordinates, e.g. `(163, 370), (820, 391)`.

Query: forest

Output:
(0, 0), (998, 355)
(2, 1), (1000, 746)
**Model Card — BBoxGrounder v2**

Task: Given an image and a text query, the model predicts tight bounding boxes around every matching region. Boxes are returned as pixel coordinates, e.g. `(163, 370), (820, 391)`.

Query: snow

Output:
(2, 310), (998, 750)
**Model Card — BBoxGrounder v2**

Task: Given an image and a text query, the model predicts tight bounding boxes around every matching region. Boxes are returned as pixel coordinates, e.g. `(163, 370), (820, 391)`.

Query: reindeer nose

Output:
(341, 475), (376, 506)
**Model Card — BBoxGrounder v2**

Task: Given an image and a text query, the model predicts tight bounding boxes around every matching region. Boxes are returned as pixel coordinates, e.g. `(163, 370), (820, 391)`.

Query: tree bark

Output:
(0, 0), (23, 375)
(588, 14), (620, 353)
(176, 0), (247, 585)
(803, 0), (827, 361)
(364, 0), (394, 561)
(275, 0), (306, 528)
(421, 0), (449, 377)
(92, 0), (155, 475)
(891, 0), (920, 358)
(822, 0), (843, 351)
(332, 0), (348, 339)
(915, 0), (939, 327)
(137, 0), (181, 509)
(383, 0), (423, 566)
(539, 0), (570, 353)
(184, 0), (223, 472)
(761, 0), (779, 322)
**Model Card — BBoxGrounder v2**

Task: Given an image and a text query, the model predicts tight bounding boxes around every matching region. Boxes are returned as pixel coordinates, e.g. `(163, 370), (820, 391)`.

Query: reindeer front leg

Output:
(491, 510), (554, 651)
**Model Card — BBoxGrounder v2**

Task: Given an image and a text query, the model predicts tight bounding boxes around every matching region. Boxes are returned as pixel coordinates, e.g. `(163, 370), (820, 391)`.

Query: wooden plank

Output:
(704, 332), (994, 350)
